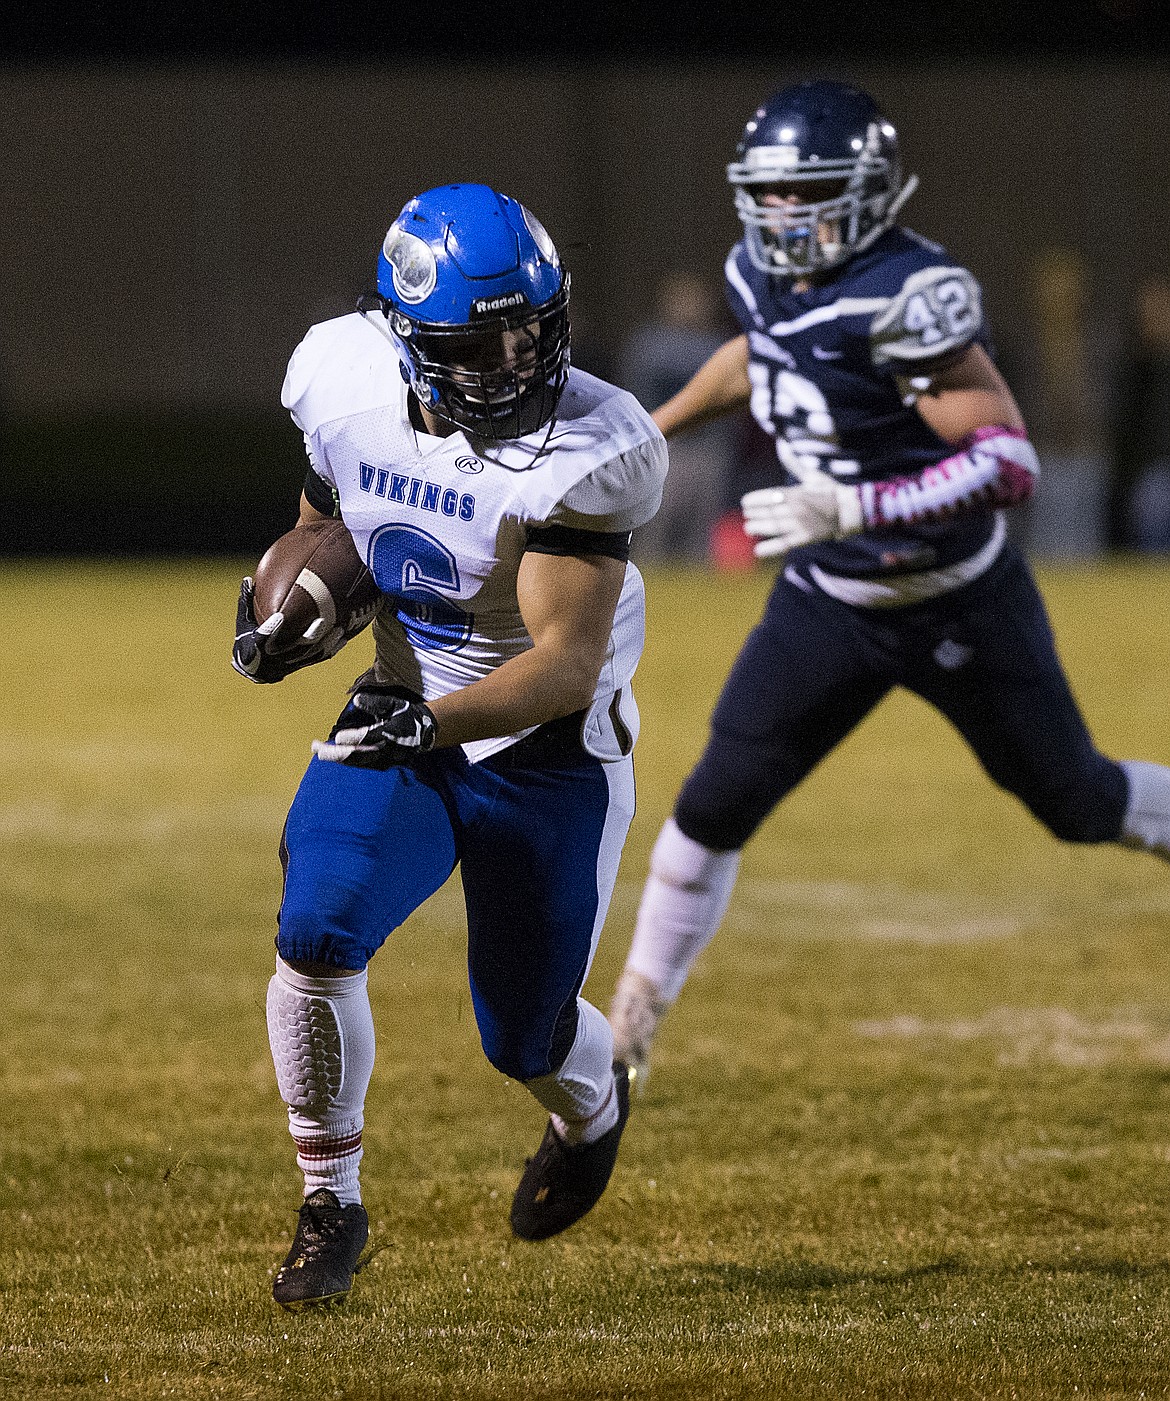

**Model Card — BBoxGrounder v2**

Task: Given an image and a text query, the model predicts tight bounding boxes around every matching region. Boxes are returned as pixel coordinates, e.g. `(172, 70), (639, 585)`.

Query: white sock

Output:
(525, 998), (618, 1147)
(266, 958), (376, 1205)
(623, 818), (741, 1003)
(1119, 760), (1170, 862)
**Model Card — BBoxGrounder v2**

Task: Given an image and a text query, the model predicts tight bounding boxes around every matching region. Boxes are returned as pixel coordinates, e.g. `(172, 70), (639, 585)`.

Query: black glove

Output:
(231, 577), (342, 685)
(311, 685), (438, 769)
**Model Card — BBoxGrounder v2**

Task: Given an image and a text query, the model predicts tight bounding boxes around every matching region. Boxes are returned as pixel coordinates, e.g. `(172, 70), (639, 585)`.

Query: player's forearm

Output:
(653, 335), (751, 439)
(858, 426), (1039, 529)
(427, 645), (603, 749)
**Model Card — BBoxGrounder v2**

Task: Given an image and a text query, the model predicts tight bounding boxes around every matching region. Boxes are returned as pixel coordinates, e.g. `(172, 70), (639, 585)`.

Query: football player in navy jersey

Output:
(610, 80), (1170, 1086)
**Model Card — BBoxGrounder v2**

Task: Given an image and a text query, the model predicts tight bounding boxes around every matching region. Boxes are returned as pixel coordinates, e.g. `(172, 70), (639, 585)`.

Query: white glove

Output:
(740, 469), (865, 559)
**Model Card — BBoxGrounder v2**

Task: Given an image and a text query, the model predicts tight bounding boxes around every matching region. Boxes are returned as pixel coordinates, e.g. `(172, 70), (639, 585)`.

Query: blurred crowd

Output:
(1007, 248), (1170, 559)
(604, 259), (1170, 567)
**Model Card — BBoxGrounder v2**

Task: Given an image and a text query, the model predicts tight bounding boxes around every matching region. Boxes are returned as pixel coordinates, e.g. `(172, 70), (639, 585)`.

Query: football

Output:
(253, 519), (381, 650)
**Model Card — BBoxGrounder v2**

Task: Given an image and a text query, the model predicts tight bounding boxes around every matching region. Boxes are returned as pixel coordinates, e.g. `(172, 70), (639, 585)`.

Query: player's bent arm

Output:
(653, 335), (751, 439)
(856, 343), (1038, 531)
(426, 550), (628, 750)
(901, 342), (1025, 443)
(745, 344), (1040, 553)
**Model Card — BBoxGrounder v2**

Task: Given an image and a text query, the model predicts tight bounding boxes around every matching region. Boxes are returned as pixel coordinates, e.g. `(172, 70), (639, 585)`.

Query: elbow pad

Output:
(859, 426), (1039, 529)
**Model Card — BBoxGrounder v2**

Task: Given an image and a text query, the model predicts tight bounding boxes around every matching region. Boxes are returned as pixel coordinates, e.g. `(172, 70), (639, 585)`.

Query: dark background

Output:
(4, 1), (1165, 61)
(2, 1), (1167, 554)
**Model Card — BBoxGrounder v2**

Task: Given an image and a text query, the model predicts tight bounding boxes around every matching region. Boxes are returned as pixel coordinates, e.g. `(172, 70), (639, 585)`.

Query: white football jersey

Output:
(282, 312), (667, 764)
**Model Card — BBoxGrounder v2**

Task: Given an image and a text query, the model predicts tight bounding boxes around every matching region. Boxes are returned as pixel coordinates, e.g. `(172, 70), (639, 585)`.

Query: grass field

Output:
(3, 556), (1170, 1400)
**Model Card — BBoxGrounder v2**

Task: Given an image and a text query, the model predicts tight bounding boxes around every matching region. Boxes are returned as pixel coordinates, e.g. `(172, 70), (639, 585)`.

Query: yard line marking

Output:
(853, 1006), (1170, 1066)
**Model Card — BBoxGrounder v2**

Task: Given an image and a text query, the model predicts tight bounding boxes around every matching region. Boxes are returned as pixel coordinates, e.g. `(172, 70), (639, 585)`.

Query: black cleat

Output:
(272, 1188), (369, 1310)
(510, 1062), (631, 1241)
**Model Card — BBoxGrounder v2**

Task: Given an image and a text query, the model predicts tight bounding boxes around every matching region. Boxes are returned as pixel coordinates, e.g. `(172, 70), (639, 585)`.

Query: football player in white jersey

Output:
(608, 81), (1170, 1089)
(232, 184), (666, 1308)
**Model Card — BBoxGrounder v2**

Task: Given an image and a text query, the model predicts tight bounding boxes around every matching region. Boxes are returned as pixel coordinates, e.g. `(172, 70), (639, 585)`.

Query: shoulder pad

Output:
(869, 265), (983, 368)
(486, 375), (667, 531)
(281, 314), (394, 434)
(553, 436), (668, 533)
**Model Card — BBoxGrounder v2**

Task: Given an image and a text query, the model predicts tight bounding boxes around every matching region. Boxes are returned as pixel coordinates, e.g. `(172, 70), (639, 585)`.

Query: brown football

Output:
(253, 520), (381, 651)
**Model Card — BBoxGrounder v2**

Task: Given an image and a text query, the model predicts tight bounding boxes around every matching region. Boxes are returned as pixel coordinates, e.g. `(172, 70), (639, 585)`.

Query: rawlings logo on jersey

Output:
(358, 463), (475, 521)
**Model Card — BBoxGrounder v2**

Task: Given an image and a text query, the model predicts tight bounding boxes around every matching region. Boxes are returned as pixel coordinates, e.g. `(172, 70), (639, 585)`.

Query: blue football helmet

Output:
(358, 183), (570, 440)
(727, 80), (918, 277)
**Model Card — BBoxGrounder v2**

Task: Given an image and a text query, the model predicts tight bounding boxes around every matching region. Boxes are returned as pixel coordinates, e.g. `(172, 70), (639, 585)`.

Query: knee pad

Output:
(266, 959), (375, 1116)
(674, 744), (783, 851)
(276, 898), (370, 971)
(480, 995), (578, 1083)
(674, 786), (750, 853)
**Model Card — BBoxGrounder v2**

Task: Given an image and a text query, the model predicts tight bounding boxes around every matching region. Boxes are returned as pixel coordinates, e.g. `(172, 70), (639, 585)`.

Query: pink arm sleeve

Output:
(858, 426), (1040, 530)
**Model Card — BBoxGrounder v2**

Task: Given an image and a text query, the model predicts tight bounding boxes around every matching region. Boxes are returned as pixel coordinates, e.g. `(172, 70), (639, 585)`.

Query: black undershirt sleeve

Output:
(524, 523), (632, 562)
(302, 467), (341, 518)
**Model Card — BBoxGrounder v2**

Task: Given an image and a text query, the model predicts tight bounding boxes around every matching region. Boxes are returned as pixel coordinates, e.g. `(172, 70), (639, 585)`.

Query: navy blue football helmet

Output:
(359, 184), (570, 440)
(727, 80), (917, 277)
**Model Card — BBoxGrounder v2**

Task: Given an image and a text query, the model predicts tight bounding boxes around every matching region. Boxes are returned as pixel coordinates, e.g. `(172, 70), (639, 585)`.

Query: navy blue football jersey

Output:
(725, 226), (996, 579)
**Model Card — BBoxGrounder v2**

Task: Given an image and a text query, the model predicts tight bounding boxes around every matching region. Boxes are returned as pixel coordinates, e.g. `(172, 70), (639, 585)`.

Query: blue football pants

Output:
(277, 714), (636, 1081)
(676, 545), (1128, 851)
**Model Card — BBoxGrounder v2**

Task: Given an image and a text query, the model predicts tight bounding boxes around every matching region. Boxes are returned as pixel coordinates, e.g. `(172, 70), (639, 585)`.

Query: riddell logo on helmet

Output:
(471, 291), (530, 316)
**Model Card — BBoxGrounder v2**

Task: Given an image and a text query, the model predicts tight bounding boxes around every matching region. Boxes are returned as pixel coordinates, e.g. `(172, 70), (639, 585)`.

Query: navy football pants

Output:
(676, 545), (1128, 851)
(277, 714), (635, 1081)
